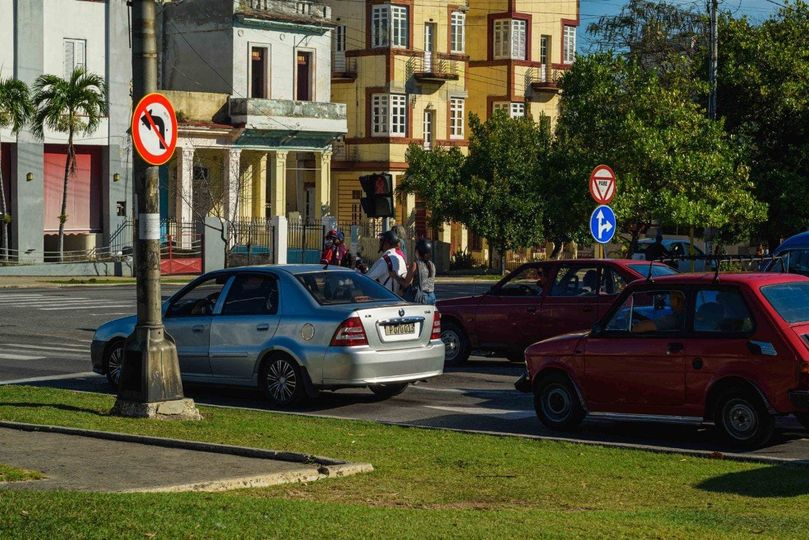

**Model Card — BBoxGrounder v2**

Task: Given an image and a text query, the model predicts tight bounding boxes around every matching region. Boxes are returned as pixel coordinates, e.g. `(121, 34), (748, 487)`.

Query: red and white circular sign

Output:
(589, 164), (616, 205)
(131, 93), (177, 166)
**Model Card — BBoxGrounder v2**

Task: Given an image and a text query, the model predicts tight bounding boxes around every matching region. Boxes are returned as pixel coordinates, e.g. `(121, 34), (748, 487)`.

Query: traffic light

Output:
(359, 173), (394, 218)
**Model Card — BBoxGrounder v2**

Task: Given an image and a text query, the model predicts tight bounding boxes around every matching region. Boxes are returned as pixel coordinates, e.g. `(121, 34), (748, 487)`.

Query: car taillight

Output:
(800, 362), (809, 389)
(431, 311), (441, 340)
(330, 317), (368, 347)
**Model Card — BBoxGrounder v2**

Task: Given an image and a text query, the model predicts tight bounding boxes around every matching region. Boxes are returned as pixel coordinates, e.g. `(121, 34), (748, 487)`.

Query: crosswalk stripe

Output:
(4, 343), (88, 353)
(0, 371), (100, 385)
(2, 349), (86, 358)
(0, 352), (46, 361)
(40, 305), (132, 311)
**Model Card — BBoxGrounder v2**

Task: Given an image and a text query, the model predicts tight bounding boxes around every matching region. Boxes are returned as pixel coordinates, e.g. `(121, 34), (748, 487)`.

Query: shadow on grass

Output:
(697, 465), (809, 497)
(0, 402), (105, 416)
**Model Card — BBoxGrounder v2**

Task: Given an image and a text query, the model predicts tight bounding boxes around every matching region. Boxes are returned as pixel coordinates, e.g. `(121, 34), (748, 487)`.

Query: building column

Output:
(269, 151), (287, 218)
(252, 152), (267, 219)
(175, 146), (194, 248)
(314, 150), (332, 219)
(224, 148), (242, 222)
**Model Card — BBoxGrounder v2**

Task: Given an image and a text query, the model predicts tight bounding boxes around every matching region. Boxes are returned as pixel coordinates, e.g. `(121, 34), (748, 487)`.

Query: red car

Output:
(517, 273), (809, 447)
(437, 259), (677, 364)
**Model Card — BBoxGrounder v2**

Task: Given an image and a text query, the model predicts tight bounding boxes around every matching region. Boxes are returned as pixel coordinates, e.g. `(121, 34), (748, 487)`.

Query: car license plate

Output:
(386, 323), (415, 336)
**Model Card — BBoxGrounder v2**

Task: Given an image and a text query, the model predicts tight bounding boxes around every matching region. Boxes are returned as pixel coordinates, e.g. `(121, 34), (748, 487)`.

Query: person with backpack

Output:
(320, 229), (353, 267)
(365, 230), (407, 294)
(391, 239), (436, 304)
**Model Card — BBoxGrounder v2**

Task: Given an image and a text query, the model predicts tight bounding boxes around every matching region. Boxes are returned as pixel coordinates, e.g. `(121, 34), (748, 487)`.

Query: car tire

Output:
(104, 340), (125, 389)
(259, 355), (306, 407)
(794, 413), (809, 431)
(369, 383), (409, 399)
(714, 389), (775, 448)
(441, 321), (471, 366)
(534, 373), (585, 431)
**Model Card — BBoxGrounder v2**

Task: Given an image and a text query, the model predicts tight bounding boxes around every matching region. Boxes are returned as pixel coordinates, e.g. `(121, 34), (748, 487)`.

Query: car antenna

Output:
(713, 245), (721, 283)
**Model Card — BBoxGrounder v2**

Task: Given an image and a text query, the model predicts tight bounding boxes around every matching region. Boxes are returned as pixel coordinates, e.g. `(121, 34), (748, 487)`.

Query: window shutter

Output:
(64, 40), (74, 78)
(75, 40), (86, 71)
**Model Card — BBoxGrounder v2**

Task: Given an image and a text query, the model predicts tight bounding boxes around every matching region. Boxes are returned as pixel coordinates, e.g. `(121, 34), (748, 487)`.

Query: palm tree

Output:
(0, 77), (33, 261)
(32, 67), (107, 261)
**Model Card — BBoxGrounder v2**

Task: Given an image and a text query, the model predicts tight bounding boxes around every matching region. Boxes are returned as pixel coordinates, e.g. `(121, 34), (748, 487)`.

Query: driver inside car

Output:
(632, 292), (686, 333)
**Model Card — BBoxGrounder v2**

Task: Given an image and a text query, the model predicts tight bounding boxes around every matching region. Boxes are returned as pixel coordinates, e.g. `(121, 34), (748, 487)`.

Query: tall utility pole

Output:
(708, 0), (718, 120)
(112, 0), (199, 419)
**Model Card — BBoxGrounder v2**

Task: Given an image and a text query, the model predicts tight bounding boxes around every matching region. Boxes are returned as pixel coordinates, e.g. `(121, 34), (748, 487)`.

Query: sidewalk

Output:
(0, 423), (372, 493)
(0, 275), (196, 289)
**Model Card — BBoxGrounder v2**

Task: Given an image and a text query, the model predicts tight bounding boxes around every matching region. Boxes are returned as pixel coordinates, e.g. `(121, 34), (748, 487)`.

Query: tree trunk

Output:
(688, 225), (695, 273)
(0, 140), (8, 262)
(627, 228), (640, 258)
(58, 129), (74, 262)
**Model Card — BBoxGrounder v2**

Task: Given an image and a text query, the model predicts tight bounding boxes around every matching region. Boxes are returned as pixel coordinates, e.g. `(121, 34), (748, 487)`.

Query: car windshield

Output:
(296, 271), (400, 305)
(628, 264), (679, 277)
(761, 282), (809, 324)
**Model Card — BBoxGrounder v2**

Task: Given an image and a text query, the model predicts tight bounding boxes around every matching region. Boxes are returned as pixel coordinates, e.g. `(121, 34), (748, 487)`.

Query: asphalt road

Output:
(1, 282), (809, 461)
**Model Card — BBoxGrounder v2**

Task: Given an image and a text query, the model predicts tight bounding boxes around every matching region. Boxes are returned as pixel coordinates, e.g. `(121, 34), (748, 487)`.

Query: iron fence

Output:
(227, 218), (275, 267)
(287, 222), (324, 264)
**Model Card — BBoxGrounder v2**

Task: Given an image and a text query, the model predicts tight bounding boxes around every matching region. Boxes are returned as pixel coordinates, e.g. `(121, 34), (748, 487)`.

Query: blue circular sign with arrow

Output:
(590, 205), (617, 244)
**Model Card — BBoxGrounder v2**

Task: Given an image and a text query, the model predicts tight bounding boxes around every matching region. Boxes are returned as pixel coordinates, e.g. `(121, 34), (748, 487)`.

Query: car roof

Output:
(774, 231), (809, 255)
(640, 272), (809, 287)
(220, 264), (354, 275)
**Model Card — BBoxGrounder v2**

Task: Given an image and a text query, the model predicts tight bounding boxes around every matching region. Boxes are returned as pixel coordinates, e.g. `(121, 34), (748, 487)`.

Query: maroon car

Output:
(438, 259), (677, 364)
(518, 273), (809, 447)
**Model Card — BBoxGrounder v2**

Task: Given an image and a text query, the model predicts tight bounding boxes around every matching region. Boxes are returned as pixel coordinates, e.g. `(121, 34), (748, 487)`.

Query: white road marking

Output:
(0, 352), (46, 361)
(413, 385), (466, 393)
(0, 371), (101, 385)
(424, 405), (535, 420)
(3, 348), (86, 358)
(40, 305), (132, 311)
(4, 343), (88, 353)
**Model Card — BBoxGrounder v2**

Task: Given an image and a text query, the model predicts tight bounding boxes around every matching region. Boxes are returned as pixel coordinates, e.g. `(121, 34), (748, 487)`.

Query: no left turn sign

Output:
(131, 93), (177, 166)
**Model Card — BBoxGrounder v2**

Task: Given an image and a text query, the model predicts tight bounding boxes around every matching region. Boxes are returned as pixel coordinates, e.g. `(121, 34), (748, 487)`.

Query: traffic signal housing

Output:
(359, 173), (394, 218)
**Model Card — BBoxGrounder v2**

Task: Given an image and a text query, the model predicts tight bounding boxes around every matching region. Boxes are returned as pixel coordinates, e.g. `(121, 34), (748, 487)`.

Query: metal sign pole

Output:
(112, 0), (199, 419)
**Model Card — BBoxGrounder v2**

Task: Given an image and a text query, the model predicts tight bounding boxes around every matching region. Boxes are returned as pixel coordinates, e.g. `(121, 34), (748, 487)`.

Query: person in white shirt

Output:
(365, 230), (407, 295)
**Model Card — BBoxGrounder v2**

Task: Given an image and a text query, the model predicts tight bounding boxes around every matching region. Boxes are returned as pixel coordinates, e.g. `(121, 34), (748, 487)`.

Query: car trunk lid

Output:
(354, 304), (437, 350)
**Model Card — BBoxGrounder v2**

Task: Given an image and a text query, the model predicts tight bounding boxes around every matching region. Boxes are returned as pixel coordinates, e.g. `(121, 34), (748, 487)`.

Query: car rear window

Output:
(628, 264), (679, 277)
(296, 271), (399, 305)
(761, 282), (809, 324)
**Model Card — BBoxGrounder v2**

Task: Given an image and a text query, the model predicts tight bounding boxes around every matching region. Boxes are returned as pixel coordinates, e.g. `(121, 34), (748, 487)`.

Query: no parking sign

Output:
(131, 93), (178, 166)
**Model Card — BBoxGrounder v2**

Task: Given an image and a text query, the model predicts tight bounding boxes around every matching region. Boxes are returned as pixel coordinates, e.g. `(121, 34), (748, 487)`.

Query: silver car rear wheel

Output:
(260, 356), (305, 407)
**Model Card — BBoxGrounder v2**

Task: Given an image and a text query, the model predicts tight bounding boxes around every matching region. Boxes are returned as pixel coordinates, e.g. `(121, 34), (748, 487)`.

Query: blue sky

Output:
(578, 0), (783, 51)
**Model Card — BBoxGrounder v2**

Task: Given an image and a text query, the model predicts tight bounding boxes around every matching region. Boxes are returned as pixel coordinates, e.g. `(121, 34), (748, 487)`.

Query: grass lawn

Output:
(1, 385), (808, 539)
(0, 464), (43, 483)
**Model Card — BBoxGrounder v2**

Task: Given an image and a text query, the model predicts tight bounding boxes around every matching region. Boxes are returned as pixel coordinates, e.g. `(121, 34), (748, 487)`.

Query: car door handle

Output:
(191, 325), (205, 333)
(667, 342), (684, 355)
(582, 307), (594, 313)
(256, 323), (270, 331)
(527, 307), (537, 314)
(692, 357), (703, 370)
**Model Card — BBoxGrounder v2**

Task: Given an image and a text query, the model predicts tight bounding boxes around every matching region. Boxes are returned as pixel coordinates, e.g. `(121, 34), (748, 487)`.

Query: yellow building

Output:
(327, 0), (578, 258)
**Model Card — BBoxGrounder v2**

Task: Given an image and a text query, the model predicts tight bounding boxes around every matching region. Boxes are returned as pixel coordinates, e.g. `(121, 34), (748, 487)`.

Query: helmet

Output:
(326, 229), (338, 240)
(415, 238), (433, 255)
(335, 230), (345, 242)
(378, 230), (399, 247)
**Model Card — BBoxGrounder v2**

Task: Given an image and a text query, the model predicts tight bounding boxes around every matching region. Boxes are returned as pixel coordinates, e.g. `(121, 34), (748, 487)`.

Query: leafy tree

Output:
(0, 77), (33, 261)
(400, 111), (550, 271)
(713, 2), (809, 247)
(554, 53), (766, 254)
(32, 68), (107, 261)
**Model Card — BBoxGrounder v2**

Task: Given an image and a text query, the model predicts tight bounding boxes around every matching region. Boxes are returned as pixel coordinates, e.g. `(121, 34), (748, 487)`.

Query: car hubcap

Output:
(442, 330), (459, 361)
(543, 384), (571, 422)
(108, 346), (124, 385)
(267, 360), (296, 403)
(726, 401), (756, 439)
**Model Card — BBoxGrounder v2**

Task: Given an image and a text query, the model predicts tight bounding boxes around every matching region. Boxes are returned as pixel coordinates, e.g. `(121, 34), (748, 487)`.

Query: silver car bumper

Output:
(318, 340), (445, 386)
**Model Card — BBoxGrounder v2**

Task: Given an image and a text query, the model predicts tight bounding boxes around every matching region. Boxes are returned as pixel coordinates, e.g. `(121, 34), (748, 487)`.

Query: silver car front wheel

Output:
(105, 341), (125, 388)
(260, 356), (305, 407)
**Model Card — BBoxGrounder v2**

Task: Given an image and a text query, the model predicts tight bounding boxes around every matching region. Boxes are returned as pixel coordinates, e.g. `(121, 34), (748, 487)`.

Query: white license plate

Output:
(385, 323), (415, 336)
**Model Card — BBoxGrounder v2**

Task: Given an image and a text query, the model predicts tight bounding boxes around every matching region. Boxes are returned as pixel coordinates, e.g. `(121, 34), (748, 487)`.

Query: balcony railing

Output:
(332, 56), (357, 80)
(408, 53), (461, 83)
(229, 97), (347, 133)
(332, 138), (358, 161)
(529, 66), (565, 92)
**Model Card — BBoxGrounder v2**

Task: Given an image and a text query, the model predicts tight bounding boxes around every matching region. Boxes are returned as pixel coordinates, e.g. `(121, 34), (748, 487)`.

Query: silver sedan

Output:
(91, 265), (444, 406)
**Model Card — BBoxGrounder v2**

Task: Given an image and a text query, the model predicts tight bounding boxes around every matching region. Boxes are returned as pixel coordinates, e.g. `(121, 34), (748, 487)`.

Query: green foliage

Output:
(554, 53), (766, 243)
(401, 111), (551, 260)
(449, 249), (477, 271)
(32, 68), (108, 140)
(0, 77), (34, 134)
(713, 1), (809, 245)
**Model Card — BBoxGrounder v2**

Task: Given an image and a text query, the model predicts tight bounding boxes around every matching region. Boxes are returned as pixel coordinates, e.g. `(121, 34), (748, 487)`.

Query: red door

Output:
(540, 264), (602, 340)
(474, 264), (546, 350)
(582, 289), (688, 413)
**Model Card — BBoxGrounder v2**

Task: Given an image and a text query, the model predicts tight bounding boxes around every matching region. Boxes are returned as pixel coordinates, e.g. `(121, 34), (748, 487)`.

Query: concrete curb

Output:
(0, 421), (374, 478)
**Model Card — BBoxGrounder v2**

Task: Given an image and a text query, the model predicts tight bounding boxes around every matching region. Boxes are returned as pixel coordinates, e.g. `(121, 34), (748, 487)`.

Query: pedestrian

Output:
(393, 224), (408, 262)
(365, 230), (407, 294)
(320, 229), (352, 267)
(644, 232), (671, 261)
(755, 243), (765, 257)
(392, 238), (437, 304)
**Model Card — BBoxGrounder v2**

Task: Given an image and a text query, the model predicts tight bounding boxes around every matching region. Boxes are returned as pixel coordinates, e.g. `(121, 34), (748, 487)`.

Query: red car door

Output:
(540, 264), (602, 340)
(474, 264), (546, 350)
(582, 288), (688, 414)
